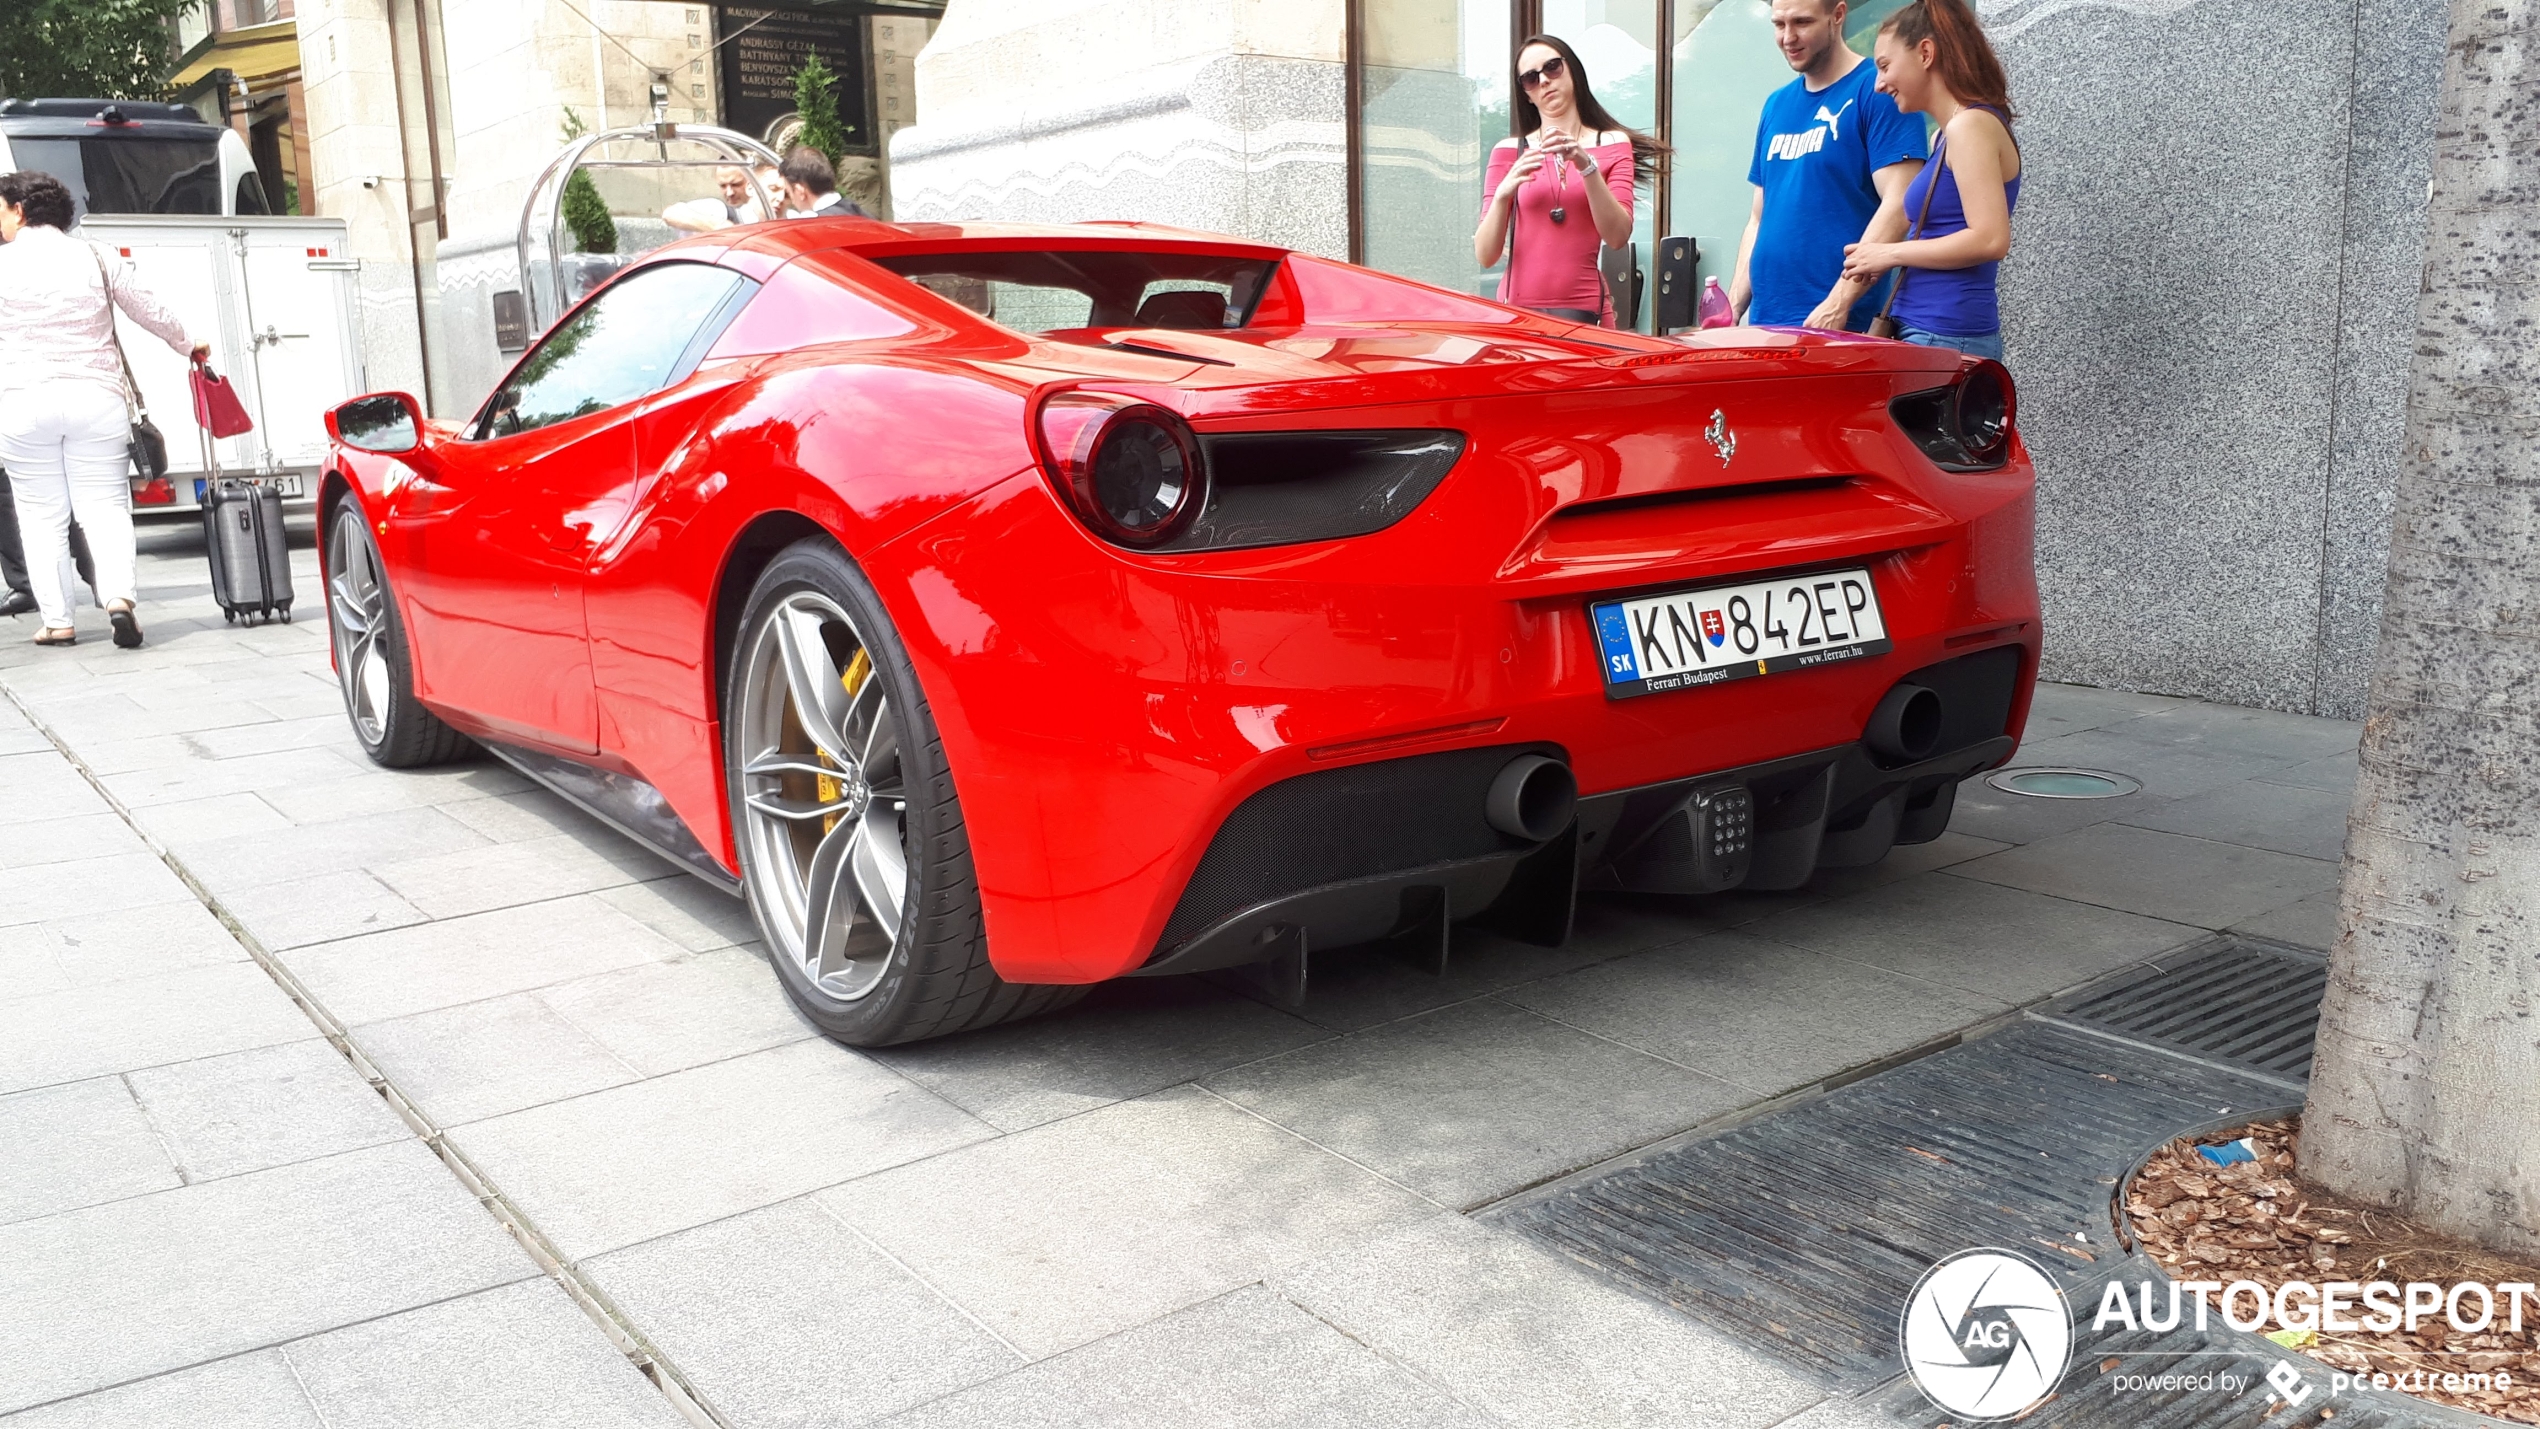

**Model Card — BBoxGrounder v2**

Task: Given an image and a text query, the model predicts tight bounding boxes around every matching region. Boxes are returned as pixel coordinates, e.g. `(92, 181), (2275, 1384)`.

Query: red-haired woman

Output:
(1838, 0), (2020, 359)
(1473, 35), (1666, 327)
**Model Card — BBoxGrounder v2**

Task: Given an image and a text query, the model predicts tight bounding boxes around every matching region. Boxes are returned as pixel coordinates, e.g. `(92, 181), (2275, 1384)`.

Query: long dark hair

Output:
(1511, 34), (1669, 186)
(1879, 0), (2015, 122)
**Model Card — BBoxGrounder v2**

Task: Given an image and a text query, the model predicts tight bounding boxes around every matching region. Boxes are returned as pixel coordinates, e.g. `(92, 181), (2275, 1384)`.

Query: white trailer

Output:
(78, 215), (363, 512)
(0, 99), (362, 515)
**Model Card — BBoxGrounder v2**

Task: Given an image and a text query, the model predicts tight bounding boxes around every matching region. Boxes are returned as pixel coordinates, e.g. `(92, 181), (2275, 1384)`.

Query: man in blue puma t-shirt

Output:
(1733, 0), (1928, 329)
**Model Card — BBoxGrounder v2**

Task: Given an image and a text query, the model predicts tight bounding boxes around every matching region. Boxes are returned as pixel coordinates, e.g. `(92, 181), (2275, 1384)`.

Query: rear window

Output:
(867, 249), (1278, 334)
(8, 136), (225, 217)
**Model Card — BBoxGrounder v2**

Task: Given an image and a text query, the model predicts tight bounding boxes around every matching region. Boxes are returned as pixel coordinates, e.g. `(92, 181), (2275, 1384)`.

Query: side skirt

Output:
(479, 740), (743, 898)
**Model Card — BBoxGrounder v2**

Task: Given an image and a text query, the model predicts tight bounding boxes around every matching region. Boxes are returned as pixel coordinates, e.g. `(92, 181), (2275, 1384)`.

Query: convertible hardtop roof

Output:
(706, 216), (1294, 266)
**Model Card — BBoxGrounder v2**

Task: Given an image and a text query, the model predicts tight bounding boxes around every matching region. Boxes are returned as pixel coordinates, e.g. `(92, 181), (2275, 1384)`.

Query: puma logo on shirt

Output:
(1766, 100), (1856, 160)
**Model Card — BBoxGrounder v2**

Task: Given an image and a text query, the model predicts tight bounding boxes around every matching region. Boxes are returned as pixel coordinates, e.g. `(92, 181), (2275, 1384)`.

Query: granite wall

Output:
(1989, 0), (2445, 716)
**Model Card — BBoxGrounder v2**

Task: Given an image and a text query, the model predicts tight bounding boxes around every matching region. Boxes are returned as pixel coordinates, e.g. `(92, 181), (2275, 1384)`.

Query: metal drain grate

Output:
(2038, 935), (2327, 1083)
(1492, 1022), (2294, 1389)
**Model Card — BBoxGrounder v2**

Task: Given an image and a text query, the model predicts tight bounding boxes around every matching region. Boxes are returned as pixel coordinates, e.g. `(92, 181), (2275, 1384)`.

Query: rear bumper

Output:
(1136, 645), (2024, 979)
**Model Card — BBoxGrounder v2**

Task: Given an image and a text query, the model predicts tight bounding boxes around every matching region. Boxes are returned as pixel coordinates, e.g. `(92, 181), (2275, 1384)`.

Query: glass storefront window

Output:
(1357, 0), (1515, 302)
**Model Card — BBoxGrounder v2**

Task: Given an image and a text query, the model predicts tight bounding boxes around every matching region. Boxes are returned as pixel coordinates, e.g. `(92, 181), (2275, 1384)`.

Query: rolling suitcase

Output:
(202, 478), (292, 624)
(194, 360), (290, 624)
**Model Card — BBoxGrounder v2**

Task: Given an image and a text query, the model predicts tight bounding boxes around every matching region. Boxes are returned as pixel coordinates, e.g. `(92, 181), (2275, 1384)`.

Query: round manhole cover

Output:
(1984, 767), (2141, 799)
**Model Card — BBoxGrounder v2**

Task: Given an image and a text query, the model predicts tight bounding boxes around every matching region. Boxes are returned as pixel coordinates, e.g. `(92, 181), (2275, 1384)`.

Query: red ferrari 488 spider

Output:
(321, 218), (2038, 1046)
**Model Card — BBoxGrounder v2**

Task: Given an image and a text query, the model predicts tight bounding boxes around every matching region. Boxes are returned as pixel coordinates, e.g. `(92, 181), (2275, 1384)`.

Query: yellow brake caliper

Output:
(817, 648), (873, 834)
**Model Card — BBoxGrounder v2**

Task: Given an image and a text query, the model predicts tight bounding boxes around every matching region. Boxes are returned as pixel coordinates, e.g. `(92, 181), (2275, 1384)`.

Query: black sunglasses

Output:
(1517, 54), (1567, 90)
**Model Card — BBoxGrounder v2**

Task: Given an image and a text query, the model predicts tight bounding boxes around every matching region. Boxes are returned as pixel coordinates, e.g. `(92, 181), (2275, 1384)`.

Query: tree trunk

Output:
(2302, 0), (2540, 1255)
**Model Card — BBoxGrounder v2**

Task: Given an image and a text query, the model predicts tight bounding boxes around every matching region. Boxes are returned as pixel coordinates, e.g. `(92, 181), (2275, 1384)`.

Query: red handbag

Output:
(190, 361), (255, 438)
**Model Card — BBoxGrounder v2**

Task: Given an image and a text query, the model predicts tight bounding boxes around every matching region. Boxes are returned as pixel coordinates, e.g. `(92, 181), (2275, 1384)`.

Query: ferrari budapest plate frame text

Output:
(1591, 566), (1891, 700)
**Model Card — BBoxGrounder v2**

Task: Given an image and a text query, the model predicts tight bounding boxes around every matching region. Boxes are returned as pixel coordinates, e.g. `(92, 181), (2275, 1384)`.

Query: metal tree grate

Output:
(2037, 936), (2328, 1083)
(1493, 938), (2480, 1426)
(1492, 1022), (2295, 1389)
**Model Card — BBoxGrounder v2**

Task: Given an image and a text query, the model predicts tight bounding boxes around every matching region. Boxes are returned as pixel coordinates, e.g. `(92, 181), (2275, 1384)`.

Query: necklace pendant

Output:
(1549, 206), (1567, 224)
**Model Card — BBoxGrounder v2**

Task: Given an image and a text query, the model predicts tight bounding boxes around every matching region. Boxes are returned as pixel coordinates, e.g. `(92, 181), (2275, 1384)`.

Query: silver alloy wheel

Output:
(735, 591), (910, 1002)
(328, 508), (394, 746)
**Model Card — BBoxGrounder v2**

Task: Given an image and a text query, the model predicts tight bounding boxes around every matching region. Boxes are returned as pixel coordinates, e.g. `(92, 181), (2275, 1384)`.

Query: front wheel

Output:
(327, 502), (470, 768)
(726, 540), (1081, 1046)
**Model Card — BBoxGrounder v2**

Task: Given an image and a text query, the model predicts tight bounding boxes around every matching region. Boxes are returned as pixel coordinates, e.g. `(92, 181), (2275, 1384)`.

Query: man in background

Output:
(780, 147), (870, 220)
(1732, 0), (1927, 329)
(662, 165), (770, 233)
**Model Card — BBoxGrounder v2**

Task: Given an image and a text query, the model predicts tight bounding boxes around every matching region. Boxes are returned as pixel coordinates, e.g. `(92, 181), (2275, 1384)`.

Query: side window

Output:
(707, 252), (916, 358)
(477, 262), (750, 439)
(233, 172), (272, 216)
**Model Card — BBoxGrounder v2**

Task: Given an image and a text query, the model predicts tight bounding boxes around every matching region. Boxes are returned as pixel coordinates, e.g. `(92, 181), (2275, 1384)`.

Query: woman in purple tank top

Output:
(1838, 0), (2022, 360)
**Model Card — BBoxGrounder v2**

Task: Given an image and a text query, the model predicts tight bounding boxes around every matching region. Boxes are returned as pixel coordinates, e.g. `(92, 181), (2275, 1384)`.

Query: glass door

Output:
(1356, 0), (1517, 303)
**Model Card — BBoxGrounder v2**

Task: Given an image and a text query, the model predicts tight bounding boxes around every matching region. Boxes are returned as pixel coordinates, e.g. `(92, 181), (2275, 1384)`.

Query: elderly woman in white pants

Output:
(0, 170), (205, 649)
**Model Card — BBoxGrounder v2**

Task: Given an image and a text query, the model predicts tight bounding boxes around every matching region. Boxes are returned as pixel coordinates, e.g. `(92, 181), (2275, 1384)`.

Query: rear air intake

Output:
(1151, 429), (1465, 553)
(1152, 743), (1559, 956)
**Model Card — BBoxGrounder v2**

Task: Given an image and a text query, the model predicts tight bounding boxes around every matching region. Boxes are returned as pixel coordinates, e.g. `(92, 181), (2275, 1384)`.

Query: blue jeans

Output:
(1896, 324), (2005, 360)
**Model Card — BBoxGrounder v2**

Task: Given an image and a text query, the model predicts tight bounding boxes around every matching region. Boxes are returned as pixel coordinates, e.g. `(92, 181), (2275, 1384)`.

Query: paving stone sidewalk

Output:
(0, 524), (2357, 1427)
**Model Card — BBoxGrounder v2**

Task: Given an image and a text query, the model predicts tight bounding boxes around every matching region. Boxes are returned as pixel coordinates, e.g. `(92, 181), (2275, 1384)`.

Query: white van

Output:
(0, 98), (362, 514)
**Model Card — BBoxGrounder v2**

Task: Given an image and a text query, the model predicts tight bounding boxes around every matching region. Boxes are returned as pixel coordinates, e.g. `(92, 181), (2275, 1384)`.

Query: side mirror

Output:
(327, 392), (425, 455)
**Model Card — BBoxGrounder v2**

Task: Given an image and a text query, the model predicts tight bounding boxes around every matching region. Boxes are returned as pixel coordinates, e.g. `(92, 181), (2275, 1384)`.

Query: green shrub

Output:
(557, 108), (617, 254)
(790, 55), (849, 165)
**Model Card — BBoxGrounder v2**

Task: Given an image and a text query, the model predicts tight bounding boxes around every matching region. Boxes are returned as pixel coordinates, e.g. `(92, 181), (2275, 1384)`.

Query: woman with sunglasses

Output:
(1475, 37), (1664, 326)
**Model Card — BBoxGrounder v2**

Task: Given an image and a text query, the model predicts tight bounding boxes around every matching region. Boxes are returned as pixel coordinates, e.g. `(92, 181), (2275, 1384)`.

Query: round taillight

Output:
(1949, 360), (2015, 464)
(1036, 393), (1206, 548)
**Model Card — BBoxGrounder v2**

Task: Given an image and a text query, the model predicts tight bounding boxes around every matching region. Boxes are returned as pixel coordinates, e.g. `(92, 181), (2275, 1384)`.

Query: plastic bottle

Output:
(1697, 276), (1735, 329)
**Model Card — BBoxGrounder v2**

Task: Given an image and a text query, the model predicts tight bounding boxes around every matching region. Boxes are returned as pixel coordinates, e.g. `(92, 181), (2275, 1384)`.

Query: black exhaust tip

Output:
(1487, 754), (1577, 843)
(1866, 683), (1944, 763)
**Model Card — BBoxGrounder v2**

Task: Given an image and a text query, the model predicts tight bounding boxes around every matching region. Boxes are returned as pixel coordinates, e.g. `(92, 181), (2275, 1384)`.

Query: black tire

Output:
(724, 539), (1084, 1046)
(326, 501), (471, 769)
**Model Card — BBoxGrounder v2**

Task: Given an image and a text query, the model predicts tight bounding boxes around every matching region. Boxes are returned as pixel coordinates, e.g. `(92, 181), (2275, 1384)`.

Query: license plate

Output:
(1590, 567), (1891, 699)
(191, 474), (305, 502)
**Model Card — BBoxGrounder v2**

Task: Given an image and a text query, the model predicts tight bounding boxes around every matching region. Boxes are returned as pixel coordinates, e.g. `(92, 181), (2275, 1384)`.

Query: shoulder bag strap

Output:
(88, 244), (149, 420)
(1872, 130), (1948, 332)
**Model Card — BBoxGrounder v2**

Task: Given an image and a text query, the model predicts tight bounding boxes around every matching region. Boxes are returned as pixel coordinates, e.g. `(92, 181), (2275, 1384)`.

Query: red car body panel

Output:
(324, 218), (2039, 986)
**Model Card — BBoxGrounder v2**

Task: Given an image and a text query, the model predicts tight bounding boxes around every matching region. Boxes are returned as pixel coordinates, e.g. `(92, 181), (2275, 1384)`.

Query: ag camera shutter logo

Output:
(1901, 1249), (2074, 1420)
